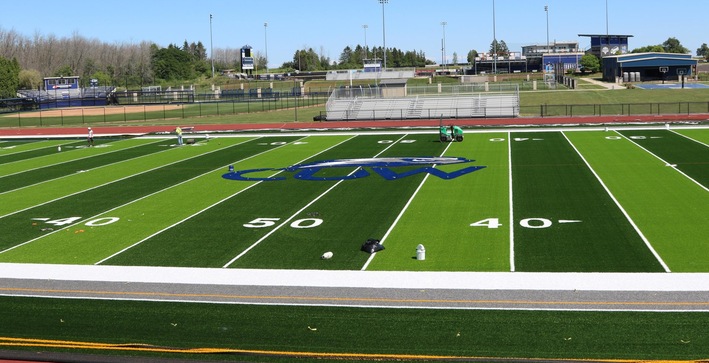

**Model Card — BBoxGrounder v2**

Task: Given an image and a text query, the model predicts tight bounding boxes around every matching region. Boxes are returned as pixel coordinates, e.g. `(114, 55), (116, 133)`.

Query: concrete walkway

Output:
(1, 264), (709, 311)
(579, 77), (618, 90)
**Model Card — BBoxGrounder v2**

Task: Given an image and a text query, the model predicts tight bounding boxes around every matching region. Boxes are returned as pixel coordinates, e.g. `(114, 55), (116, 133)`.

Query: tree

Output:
(0, 55), (20, 97)
(151, 43), (194, 80)
(697, 43), (709, 60)
(489, 39), (509, 56)
(338, 46), (355, 68)
(466, 49), (478, 63)
(662, 37), (689, 54)
(18, 69), (42, 89)
(452, 52), (458, 65)
(631, 45), (665, 53)
(90, 70), (112, 87)
(579, 54), (600, 73)
(53, 64), (74, 77)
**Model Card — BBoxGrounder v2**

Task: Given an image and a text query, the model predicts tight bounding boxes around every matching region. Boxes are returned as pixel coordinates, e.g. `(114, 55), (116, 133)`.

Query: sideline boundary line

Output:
(620, 131), (708, 193)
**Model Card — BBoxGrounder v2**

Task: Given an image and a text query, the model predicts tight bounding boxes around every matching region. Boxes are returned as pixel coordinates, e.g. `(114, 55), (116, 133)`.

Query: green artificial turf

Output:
(0, 137), (299, 259)
(0, 140), (61, 160)
(616, 129), (709, 189)
(0, 139), (241, 217)
(0, 296), (707, 361)
(369, 132), (511, 271)
(0, 140), (90, 164)
(511, 131), (665, 272)
(85, 135), (352, 266)
(676, 128), (709, 145)
(565, 130), (709, 272)
(0, 138), (155, 177)
(230, 133), (448, 270)
(0, 139), (168, 193)
(102, 134), (435, 269)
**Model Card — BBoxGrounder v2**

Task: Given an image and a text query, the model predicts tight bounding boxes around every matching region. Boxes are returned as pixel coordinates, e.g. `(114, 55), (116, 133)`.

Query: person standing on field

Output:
(87, 127), (94, 147)
(175, 126), (183, 146)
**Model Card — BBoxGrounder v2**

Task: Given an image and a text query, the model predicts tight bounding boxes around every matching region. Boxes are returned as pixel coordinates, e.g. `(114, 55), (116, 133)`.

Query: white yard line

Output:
(0, 138), (255, 220)
(0, 139), (165, 194)
(360, 140), (454, 270)
(669, 128), (709, 147)
(508, 132), (515, 272)
(561, 131), (671, 272)
(94, 136), (326, 264)
(223, 135), (408, 268)
(620, 131), (708, 193)
(0, 138), (260, 255)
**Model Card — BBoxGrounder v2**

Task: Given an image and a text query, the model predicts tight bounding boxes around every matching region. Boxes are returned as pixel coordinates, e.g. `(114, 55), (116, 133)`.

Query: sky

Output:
(1, 0), (706, 67)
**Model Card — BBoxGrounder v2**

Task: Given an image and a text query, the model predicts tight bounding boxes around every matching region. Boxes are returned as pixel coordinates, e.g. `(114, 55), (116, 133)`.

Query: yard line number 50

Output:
(243, 217), (323, 229)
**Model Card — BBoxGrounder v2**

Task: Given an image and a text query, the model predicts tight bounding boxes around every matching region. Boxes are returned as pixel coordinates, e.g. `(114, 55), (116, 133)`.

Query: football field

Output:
(1, 126), (707, 272)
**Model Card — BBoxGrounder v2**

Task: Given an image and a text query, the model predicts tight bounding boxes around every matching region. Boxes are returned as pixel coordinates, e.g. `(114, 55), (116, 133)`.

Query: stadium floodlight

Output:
(379, 0), (388, 71)
(492, 0), (497, 74)
(264, 22), (269, 75)
(441, 21), (447, 67)
(545, 5), (550, 55)
(209, 14), (214, 79)
(362, 24), (368, 62)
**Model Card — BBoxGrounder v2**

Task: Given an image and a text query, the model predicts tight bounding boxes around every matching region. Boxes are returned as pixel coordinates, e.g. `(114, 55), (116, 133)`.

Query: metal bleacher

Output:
(325, 84), (519, 121)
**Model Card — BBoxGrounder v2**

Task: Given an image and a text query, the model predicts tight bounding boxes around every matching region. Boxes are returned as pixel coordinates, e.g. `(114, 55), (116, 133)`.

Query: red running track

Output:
(0, 114), (707, 137)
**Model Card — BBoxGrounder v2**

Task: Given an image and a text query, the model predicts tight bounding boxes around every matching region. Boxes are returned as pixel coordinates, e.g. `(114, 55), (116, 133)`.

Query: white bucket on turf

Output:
(416, 244), (425, 260)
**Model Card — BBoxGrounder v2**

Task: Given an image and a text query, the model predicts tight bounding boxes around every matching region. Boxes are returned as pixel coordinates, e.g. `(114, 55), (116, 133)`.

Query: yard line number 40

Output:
(471, 218), (582, 229)
(32, 217), (120, 227)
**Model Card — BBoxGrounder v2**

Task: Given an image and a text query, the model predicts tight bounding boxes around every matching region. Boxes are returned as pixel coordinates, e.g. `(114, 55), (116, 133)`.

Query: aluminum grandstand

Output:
(325, 83), (520, 120)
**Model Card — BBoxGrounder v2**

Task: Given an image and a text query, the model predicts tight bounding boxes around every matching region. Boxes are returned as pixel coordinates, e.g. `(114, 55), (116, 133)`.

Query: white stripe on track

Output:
(562, 131), (670, 272)
(223, 135), (408, 268)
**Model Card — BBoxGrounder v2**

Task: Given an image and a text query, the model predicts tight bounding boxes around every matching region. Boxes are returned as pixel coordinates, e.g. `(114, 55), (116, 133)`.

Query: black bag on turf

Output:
(361, 238), (384, 253)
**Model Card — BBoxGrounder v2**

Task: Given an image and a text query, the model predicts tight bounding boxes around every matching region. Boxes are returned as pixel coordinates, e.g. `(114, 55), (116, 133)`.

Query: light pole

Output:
(379, 0), (388, 71)
(441, 21), (447, 68)
(492, 0), (497, 74)
(264, 22), (269, 76)
(545, 5), (549, 55)
(209, 14), (214, 78)
(362, 24), (368, 62)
